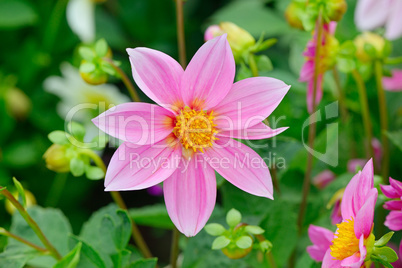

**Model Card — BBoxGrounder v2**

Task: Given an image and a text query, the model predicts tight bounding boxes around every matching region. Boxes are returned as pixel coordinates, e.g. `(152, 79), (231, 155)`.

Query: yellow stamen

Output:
(330, 218), (360, 260)
(173, 107), (216, 153)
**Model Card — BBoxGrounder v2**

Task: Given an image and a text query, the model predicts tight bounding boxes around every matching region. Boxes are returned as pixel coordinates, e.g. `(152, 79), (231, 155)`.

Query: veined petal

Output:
(104, 139), (181, 191)
(341, 172), (360, 220)
(340, 235), (366, 267)
(385, 211), (402, 231)
(384, 200), (402, 211)
(390, 177), (402, 196)
(307, 225), (334, 262)
(181, 35), (235, 110)
(203, 136), (273, 199)
(381, 184), (400, 199)
(218, 123), (288, 140)
(163, 155), (216, 237)
(383, 70), (402, 91)
(92, 103), (174, 145)
(352, 159), (374, 212)
(354, 189), (377, 239)
(127, 47), (184, 110)
(355, 0), (389, 30)
(212, 77), (290, 130)
(385, 0), (402, 40)
(322, 249), (342, 268)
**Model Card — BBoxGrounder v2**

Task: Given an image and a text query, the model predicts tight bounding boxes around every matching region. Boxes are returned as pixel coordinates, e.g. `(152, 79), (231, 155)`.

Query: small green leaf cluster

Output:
(204, 208), (272, 259)
(44, 122), (107, 180)
(78, 39), (119, 85)
(369, 232), (399, 268)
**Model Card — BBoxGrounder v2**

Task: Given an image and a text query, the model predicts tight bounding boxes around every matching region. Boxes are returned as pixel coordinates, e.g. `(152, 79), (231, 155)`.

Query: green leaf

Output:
(374, 232), (394, 247)
(100, 62), (116, 76)
(226, 208), (241, 227)
(79, 62), (96, 74)
(0, 246), (40, 268)
(129, 258), (158, 268)
(12, 177), (26, 208)
(364, 43), (377, 58)
(373, 246), (398, 263)
(386, 130), (402, 152)
(336, 57), (356, 73)
(54, 242), (82, 268)
(371, 256), (393, 268)
(79, 47), (95, 61)
(255, 55), (273, 72)
(204, 223), (226, 236)
(85, 166), (104, 180)
(68, 235), (106, 268)
(211, 236), (231, 250)
(235, 236), (252, 249)
(244, 225), (265, 235)
(0, 0), (37, 29)
(70, 158), (85, 177)
(48, 131), (69, 145)
(100, 210), (131, 251)
(95, 39), (109, 57)
(128, 204), (174, 229)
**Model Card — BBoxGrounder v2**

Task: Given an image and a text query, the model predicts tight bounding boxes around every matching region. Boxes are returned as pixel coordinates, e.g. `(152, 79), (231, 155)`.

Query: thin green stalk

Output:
(374, 60), (389, 182)
(102, 57), (140, 102)
(332, 68), (348, 122)
(175, 0), (186, 68)
(297, 12), (323, 234)
(0, 187), (62, 260)
(0, 228), (48, 254)
(80, 149), (153, 258)
(351, 70), (375, 164)
(170, 228), (180, 268)
(45, 173), (68, 207)
(249, 54), (259, 77)
(43, 0), (68, 51)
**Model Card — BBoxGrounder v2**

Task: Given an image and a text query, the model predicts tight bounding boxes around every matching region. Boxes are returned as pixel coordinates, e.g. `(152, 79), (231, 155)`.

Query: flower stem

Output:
(332, 68), (348, 122)
(175, 0), (186, 68)
(297, 12), (323, 234)
(0, 187), (62, 260)
(169, 227), (180, 268)
(102, 57), (140, 102)
(45, 172), (68, 207)
(0, 227), (48, 254)
(374, 60), (389, 182)
(249, 53), (259, 77)
(351, 70), (375, 163)
(80, 149), (153, 258)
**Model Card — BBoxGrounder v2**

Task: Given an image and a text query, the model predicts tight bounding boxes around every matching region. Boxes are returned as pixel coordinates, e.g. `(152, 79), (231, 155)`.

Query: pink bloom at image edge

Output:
(299, 22), (336, 113)
(381, 177), (402, 231)
(355, 0), (402, 40)
(92, 35), (290, 237)
(383, 70), (402, 92)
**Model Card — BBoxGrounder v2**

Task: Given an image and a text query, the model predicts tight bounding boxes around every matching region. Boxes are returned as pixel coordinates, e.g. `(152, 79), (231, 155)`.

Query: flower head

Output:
(92, 36), (290, 236)
(381, 177), (402, 231)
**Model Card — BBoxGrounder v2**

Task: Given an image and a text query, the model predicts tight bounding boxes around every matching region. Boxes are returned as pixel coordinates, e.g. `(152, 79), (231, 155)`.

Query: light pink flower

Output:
(321, 159), (377, 267)
(348, 139), (382, 173)
(355, 0), (402, 40)
(307, 225), (334, 262)
(92, 35), (290, 236)
(381, 177), (402, 231)
(312, 170), (336, 189)
(383, 70), (402, 91)
(299, 22), (337, 113)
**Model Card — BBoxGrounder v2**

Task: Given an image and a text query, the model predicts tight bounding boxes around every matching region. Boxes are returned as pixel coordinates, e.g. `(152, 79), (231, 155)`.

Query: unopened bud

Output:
(5, 87), (31, 119)
(285, 2), (305, 30)
(354, 32), (386, 62)
(5, 190), (36, 215)
(326, 0), (347, 22)
(43, 144), (71, 173)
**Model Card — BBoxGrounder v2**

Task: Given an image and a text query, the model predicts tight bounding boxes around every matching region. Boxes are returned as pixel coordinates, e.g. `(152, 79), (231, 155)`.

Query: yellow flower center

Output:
(173, 107), (217, 153)
(330, 218), (360, 260)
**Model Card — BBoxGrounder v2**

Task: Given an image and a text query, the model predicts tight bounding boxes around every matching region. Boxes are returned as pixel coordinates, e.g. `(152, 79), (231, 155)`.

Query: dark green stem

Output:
(0, 228), (48, 254)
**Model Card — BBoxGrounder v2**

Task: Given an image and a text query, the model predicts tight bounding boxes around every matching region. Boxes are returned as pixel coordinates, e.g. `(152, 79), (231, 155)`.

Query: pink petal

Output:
(163, 155), (216, 237)
(383, 70), (402, 91)
(381, 184), (400, 199)
(181, 35), (235, 110)
(390, 177), (402, 196)
(384, 200), (402, 211)
(126, 47), (184, 110)
(299, 60), (314, 82)
(385, 211), (402, 231)
(218, 123), (288, 140)
(385, 0), (402, 40)
(352, 159), (374, 211)
(92, 103), (174, 145)
(331, 200), (343, 225)
(312, 170), (336, 189)
(340, 235), (366, 267)
(212, 77), (290, 130)
(355, 0), (389, 30)
(104, 139), (181, 191)
(203, 136), (273, 199)
(306, 246), (328, 262)
(341, 171), (360, 220)
(322, 249), (342, 268)
(308, 225), (334, 256)
(354, 189), (377, 238)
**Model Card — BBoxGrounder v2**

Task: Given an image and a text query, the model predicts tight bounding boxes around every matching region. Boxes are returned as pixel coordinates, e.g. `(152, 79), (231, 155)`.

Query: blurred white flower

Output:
(44, 62), (130, 140)
(66, 0), (95, 43)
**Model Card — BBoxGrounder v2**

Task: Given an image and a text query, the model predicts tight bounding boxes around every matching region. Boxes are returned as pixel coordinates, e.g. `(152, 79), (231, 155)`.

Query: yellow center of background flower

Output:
(173, 107), (217, 153)
(330, 218), (360, 260)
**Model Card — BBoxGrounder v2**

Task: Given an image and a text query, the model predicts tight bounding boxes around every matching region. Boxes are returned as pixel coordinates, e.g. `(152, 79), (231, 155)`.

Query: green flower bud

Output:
(354, 32), (387, 62)
(5, 189), (36, 215)
(80, 60), (108, 85)
(43, 144), (71, 173)
(285, 2), (305, 30)
(5, 87), (31, 120)
(326, 0), (347, 22)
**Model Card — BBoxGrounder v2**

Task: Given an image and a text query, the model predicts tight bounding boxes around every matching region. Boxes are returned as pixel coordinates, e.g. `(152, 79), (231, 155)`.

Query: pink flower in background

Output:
(383, 70), (402, 91)
(92, 35), (290, 236)
(381, 177), (402, 231)
(299, 22), (338, 113)
(321, 159), (377, 267)
(327, 188), (344, 225)
(355, 0), (402, 40)
(347, 139), (382, 173)
(307, 225), (334, 262)
(312, 170), (336, 189)
(147, 184), (163, 196)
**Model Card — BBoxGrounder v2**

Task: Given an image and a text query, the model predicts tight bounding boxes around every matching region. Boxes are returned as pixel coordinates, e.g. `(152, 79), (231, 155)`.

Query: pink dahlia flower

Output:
(322, 159), (377, 267)
(307, 225), (334, 262)
(299, 22), (338, 113)
(383, 70), (402, 91)
(355, 0), (402, 40)
(92, 35), (290, 236)
(381, 177), (402, 231)
(312, 170), (336, 189)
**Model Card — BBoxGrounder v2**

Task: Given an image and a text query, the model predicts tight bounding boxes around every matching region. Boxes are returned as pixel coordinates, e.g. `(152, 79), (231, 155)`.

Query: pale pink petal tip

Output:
(204, 25), (222, 41)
